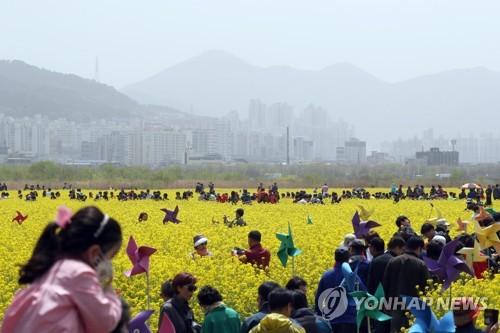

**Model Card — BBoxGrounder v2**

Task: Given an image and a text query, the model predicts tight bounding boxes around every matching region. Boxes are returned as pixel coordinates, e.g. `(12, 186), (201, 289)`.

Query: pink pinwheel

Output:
(158, 313), (176, 333)
(423, 238), (473, 292)
(161, 206), (181, 224)
(123, 236), (157, 277)
(352, 211), (381, 239)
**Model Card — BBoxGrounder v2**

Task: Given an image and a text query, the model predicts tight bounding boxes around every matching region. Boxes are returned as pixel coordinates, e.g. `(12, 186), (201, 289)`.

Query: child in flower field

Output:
(1, 206), (123, 333)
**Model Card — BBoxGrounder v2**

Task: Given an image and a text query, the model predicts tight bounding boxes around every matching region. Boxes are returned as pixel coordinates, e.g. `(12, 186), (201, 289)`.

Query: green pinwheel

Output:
(350, 283), (391, 331)
(276, 222), (302, 268)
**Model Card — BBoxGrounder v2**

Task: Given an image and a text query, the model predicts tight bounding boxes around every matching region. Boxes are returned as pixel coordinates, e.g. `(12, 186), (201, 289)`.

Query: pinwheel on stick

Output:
(352, 212), (381, 239)
(402, 297), (455, 333)
(161, 206), (181, 224)
(129, 310), (155, 333)
(356, 205), (374, 221)
(457, 239), (487, 276)
(350, 283), (391, 333)
(123, 235), (157, 323)
(276, 222), (302, 275)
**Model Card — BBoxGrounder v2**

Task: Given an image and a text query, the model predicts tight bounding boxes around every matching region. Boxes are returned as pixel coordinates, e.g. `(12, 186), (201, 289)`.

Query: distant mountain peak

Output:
(171, 49), (253, 70)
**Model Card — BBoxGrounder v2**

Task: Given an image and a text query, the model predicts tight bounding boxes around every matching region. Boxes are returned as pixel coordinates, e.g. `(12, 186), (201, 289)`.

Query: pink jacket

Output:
(1, 258), (122, 333)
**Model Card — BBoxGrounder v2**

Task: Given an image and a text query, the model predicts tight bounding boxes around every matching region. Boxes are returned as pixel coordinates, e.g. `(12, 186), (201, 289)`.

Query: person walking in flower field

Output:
(1, 206), (123, 333)
(197, 285), (242, 333)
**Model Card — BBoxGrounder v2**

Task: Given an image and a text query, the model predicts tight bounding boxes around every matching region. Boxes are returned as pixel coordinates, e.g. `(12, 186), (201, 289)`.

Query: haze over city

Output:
(1, 0), (499, 164)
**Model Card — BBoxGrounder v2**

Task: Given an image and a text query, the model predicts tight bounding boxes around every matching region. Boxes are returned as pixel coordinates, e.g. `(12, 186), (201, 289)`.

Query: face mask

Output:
(93, 250), (113, 283)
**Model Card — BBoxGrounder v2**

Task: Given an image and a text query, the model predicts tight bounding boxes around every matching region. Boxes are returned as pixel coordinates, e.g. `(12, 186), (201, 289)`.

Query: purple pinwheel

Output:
(128, 310), (154, 333)
(352, 211), (381, 239)
(123, 236), (157, 277)
(423, 238), (473, 292)
(161, 206), (181, 224)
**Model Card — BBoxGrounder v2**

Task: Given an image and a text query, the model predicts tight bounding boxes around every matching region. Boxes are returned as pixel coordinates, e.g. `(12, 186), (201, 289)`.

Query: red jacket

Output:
(243, 244), (271, 268)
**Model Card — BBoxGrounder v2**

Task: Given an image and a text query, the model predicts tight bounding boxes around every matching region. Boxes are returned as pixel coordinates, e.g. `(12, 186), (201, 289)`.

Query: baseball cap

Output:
(436, 218), (450, 227)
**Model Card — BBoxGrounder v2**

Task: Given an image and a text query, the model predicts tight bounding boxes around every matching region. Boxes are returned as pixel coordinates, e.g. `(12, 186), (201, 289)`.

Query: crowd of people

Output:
(4, 182), (500, 208)
(2, 197), (499, 333)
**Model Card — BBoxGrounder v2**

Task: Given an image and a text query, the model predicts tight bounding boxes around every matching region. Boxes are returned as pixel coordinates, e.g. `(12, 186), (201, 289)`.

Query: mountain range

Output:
(0, 60), (182, 122)
(122, 50), (500, 141)
(1, 52), (499, 144)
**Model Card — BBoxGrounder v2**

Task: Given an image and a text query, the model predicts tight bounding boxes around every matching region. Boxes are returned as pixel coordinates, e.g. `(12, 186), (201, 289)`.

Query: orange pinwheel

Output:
(473, 206), (491, 222)
(473, 221), (500, 253)
(456, 217), (470, 232)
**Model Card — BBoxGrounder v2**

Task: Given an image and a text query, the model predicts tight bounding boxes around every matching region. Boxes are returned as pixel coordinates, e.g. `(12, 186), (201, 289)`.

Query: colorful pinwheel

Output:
(456, 217), (470, 233)
(158, 313), (176, 333)
(340, 262), (362, 306)
(161, 206), (181, 224)
(474, 220), (500, 253)
(423, 238), (473, 292)
(276, 222), (302, 268)
(357, 205), (374, 221)
(12, 211), (28, 225)
(340, 262), (359, 293)
(352, 212), (381, 238)
(123, 236), (157, 277)
(457, 240), (487, 272)
(124, 236), (157, 312)
(350, 284), (391, 331)
(129, 310), (154, 333)
(425, 207), (444, 226)
(402, 297), (455, 333)
(473, 206), (491, 221)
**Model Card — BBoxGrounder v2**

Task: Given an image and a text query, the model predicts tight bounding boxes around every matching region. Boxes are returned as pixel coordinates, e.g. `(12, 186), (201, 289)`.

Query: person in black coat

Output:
(159, 272), (199, 333)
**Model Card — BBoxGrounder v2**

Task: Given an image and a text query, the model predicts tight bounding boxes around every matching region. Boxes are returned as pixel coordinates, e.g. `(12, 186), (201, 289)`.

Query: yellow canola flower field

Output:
(0, 189), (499, 331)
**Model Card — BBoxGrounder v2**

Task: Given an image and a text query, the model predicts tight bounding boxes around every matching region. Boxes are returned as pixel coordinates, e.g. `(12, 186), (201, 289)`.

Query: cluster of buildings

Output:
(1, 105), (498, 167)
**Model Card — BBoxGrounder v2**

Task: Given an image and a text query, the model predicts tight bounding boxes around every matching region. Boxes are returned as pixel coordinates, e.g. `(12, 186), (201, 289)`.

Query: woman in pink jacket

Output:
(1, 206), (123, 333)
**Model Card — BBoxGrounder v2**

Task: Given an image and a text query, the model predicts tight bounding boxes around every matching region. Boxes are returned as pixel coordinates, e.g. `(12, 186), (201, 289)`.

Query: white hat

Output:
(193, 234), (209, 247)
(432, 235), (446, 246)
(436, 218), (450, 227)
(339, 234), (356, 249)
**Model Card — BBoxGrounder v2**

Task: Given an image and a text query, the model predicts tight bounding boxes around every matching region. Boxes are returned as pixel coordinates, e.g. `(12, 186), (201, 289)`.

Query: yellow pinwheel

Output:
(425, 207), (444, 226)
(474, 221), (500, 253)
(357, 205), (374, 221)
(457, 240), (487, 272)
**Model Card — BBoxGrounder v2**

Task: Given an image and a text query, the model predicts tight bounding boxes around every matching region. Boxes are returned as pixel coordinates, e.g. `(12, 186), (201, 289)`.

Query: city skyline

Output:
(2, 104), (499, 167)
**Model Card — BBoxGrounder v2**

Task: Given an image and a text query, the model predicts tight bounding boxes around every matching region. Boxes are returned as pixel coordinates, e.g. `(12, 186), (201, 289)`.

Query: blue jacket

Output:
(349, 256), (370, 288)
(314, 263), (366, 326)
(241, 302), (271, 333)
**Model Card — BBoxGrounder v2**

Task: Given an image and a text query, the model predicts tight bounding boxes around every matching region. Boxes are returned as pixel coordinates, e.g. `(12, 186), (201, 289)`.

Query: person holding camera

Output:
(234, 231), (270, 269)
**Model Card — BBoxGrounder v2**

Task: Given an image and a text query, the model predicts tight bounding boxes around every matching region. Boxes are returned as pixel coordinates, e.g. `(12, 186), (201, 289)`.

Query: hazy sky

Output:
(1, 0), (499, 89)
